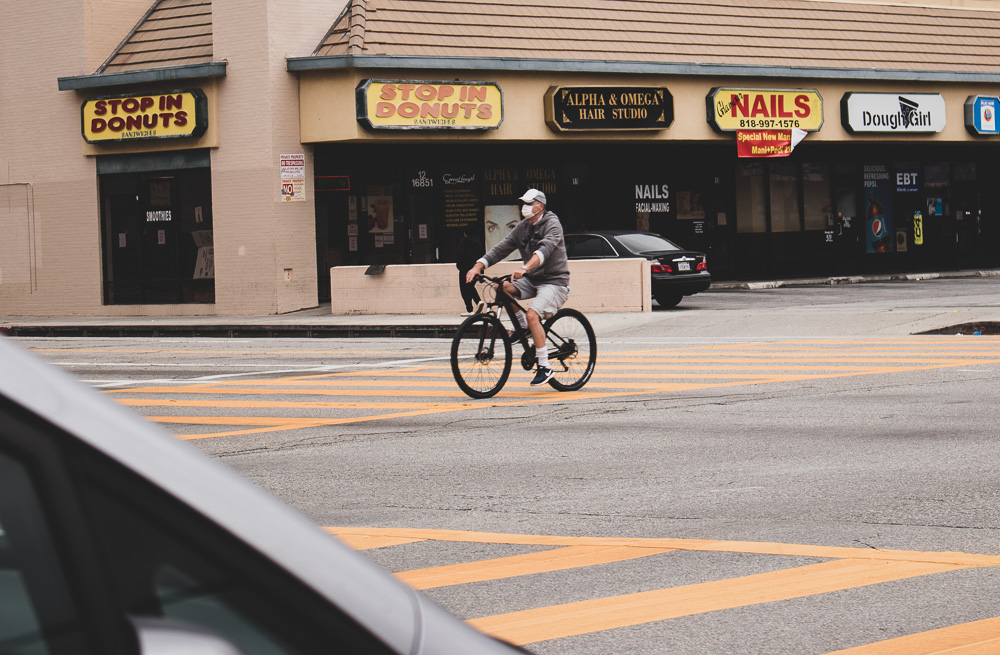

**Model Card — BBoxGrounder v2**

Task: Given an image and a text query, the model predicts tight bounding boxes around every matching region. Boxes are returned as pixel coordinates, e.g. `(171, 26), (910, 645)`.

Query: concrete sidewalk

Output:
(2, 267), (998, 338)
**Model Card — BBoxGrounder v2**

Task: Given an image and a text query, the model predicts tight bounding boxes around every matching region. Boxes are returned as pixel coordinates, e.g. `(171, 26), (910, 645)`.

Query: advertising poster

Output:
(863, 163), (893, 253)
(191, 230), (214, 279)
(366, 186), (393, 233)
(443, 170), (480, 231)
(484, 205), (519, 261)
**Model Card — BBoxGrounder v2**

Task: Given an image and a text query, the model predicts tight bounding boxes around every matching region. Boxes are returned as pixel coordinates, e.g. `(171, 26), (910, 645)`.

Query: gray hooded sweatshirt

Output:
(480, 210), (570, 286)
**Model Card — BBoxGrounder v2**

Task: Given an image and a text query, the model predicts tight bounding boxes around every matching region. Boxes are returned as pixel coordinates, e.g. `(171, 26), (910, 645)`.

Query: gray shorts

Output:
(511, 278), (570, 319)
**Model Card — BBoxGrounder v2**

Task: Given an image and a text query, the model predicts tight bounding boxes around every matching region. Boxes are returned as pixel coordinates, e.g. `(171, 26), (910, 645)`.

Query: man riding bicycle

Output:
(466, 188), (570, 386)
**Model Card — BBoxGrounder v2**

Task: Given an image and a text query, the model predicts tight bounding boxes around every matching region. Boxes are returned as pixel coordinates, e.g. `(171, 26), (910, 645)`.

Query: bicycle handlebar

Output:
(473, 273), (511, 285)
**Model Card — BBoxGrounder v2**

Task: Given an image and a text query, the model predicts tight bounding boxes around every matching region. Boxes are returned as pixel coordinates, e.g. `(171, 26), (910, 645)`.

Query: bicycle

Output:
(450, 273), (597, 399)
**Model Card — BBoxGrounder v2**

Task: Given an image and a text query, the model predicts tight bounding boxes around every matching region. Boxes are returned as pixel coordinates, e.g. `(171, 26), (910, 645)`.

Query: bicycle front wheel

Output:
(451, 314), (512, 399)
(543, 308), (596, 391)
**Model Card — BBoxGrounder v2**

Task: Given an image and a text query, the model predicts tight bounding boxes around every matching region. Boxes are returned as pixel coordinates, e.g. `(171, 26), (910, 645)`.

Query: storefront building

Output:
(3, 0), (1000, 316)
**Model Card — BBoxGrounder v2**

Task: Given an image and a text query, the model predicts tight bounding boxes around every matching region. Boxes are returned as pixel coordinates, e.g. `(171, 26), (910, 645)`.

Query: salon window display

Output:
(484, 204), (520, 261)
(366, 187), (394, 234)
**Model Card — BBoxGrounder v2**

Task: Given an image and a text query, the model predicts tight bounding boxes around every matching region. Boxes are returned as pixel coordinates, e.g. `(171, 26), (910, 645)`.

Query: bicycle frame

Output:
(453, 274), (596, 398)
(474, 274), (575, 372)
(477, 274), (532, 350)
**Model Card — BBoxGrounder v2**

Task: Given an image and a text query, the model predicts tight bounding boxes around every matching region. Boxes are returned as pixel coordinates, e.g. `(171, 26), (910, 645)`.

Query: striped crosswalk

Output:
(102, 336), (1000, 440)
(328, 527), (1000, 652)
(33, 336), (1000, 652)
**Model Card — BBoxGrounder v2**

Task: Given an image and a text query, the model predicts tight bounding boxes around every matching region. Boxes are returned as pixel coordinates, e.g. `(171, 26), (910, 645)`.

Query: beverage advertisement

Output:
(863, 163), (893, 253)
(366, 187), (393, 234)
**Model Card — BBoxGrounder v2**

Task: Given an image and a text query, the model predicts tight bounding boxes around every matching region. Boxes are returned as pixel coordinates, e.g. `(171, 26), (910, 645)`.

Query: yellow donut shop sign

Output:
(356, 80), (503, 130)
(81, 89), (208, 143)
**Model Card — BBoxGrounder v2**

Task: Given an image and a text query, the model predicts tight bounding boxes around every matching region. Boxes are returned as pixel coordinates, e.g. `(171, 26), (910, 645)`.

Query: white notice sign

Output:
(280, 153), (306, 201)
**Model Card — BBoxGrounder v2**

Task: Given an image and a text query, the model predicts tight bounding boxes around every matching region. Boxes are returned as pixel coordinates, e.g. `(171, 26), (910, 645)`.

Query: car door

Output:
(0, 338), (523, 655)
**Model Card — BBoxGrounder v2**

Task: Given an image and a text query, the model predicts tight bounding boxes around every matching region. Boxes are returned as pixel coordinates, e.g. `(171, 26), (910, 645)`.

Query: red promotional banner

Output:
(737, 130), (793, 158)
(736, 128), (808, 158)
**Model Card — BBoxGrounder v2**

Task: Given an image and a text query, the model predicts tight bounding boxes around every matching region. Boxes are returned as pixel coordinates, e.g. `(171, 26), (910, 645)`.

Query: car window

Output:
(0, 450), (88, 655)
(614, 233), (681, 254)
(0, 513), (49, 655)
(566, 234), (618, 258)
(72, 447), (397, 655)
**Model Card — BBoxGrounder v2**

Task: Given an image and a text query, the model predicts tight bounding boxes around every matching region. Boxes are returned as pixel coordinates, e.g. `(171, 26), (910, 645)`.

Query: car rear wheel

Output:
(654, 292), (683, 308)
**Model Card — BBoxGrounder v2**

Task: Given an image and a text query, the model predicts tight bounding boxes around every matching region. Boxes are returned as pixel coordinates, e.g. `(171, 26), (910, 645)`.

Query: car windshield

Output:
(615, 233), (680, 254)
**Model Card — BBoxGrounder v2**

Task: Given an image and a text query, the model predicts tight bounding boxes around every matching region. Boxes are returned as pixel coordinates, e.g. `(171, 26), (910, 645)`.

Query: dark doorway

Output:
(100, 168), (214, 304)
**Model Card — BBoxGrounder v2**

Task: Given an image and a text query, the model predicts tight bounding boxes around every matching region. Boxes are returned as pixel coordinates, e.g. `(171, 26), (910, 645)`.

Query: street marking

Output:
(324, 528), (1000, 648)
(324, 527), (1000, 567)
(821, 616), (1000, 654)
(467, 558), (964, 645)
(103, 338), (1000, 439)
(395, 545), (675, 590)
(332, 533), (427, 550)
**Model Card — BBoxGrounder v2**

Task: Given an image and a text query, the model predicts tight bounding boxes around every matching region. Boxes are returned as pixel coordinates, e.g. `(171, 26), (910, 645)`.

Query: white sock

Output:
(536, 345), (549, 368)
(515, 310), (528, 329)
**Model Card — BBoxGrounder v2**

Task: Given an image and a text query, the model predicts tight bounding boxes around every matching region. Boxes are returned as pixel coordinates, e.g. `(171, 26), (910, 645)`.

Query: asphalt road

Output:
(13, 278), (1000, 655)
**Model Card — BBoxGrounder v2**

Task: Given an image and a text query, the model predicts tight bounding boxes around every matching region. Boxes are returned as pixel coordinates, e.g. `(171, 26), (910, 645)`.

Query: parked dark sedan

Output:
(565, 230), (711, 308)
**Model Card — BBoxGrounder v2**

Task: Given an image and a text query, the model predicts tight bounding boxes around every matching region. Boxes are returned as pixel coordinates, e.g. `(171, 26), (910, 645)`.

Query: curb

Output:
(709, 268), (1000, 290)
(1, 324), (460, 339)
(4, 269), (997, 338)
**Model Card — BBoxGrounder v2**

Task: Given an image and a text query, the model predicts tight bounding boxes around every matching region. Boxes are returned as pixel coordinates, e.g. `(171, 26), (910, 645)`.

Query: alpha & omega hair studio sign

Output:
(356, 80), (503, 130)
(81, 89), (208, 143)
(544, 87), (674, 131)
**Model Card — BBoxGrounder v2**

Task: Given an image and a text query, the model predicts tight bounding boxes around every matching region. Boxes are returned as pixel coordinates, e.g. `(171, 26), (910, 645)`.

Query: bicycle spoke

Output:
(543, 309), (596, 391)
(451, 315), (512, 398)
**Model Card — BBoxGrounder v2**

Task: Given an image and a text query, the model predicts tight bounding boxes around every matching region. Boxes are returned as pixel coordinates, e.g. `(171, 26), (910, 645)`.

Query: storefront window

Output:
(802, 163), (832, 231)
(769, 162), (801, 232)
(736, 162), (766, 233)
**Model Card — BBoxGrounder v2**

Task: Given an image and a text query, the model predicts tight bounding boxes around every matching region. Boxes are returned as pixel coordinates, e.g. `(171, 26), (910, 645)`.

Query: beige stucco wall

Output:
(300, 69), (999, 147)
(329, 259), (652, 315)
(1, 0), (344, 317)
(3, 0), (998, 318)
(1, 0), (103, 315)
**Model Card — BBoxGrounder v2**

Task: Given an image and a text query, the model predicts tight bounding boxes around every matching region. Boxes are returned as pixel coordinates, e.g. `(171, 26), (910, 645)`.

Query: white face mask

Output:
(521, 204), (536, 219)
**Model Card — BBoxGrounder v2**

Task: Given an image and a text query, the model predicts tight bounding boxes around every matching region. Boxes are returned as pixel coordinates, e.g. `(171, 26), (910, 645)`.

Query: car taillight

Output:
(697, 260), (708, 271)
(651, 263), (672, 273)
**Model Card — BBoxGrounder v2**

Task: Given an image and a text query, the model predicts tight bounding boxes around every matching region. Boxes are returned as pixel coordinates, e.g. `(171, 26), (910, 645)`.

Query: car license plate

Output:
(677, 262), (690, 272)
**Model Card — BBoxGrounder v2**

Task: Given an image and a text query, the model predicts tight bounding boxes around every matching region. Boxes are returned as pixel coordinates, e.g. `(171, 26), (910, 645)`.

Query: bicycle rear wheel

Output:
(543, 308), (596, 391)
(451, 314), (512, 399)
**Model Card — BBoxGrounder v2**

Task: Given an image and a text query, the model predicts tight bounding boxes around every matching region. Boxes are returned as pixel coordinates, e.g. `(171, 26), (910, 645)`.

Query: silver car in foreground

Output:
(0, 337), (526, 655)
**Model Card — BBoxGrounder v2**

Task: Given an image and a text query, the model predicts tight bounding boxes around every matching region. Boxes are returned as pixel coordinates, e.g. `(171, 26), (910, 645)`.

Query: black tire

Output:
(451, 314), (512, 399)
(542, 308), (597, 391)
(654, 292), (683, 309)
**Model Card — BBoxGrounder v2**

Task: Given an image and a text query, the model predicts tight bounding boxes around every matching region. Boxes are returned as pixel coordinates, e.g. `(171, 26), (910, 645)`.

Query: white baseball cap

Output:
(519, 188), (547, 205)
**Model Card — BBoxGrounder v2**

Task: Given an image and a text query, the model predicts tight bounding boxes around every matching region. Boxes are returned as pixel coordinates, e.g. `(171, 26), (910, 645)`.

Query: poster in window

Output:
(863, 163), (893, 253)
(677, 191), (705, 221)
(366, 187), (393, 234)
(149, 180), (171, 208)
(484, 205), (519, 261)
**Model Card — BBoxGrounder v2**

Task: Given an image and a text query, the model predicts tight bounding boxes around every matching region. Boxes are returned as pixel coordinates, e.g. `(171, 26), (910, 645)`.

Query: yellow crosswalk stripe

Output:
(107, 338), (1000, 439)
(467, 558), (963, 646)
(324, 528), (1000, 647)
(821, 616), (1000, 654)
(324, 527), (1000, 567)
(395, 545), (674, 590)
